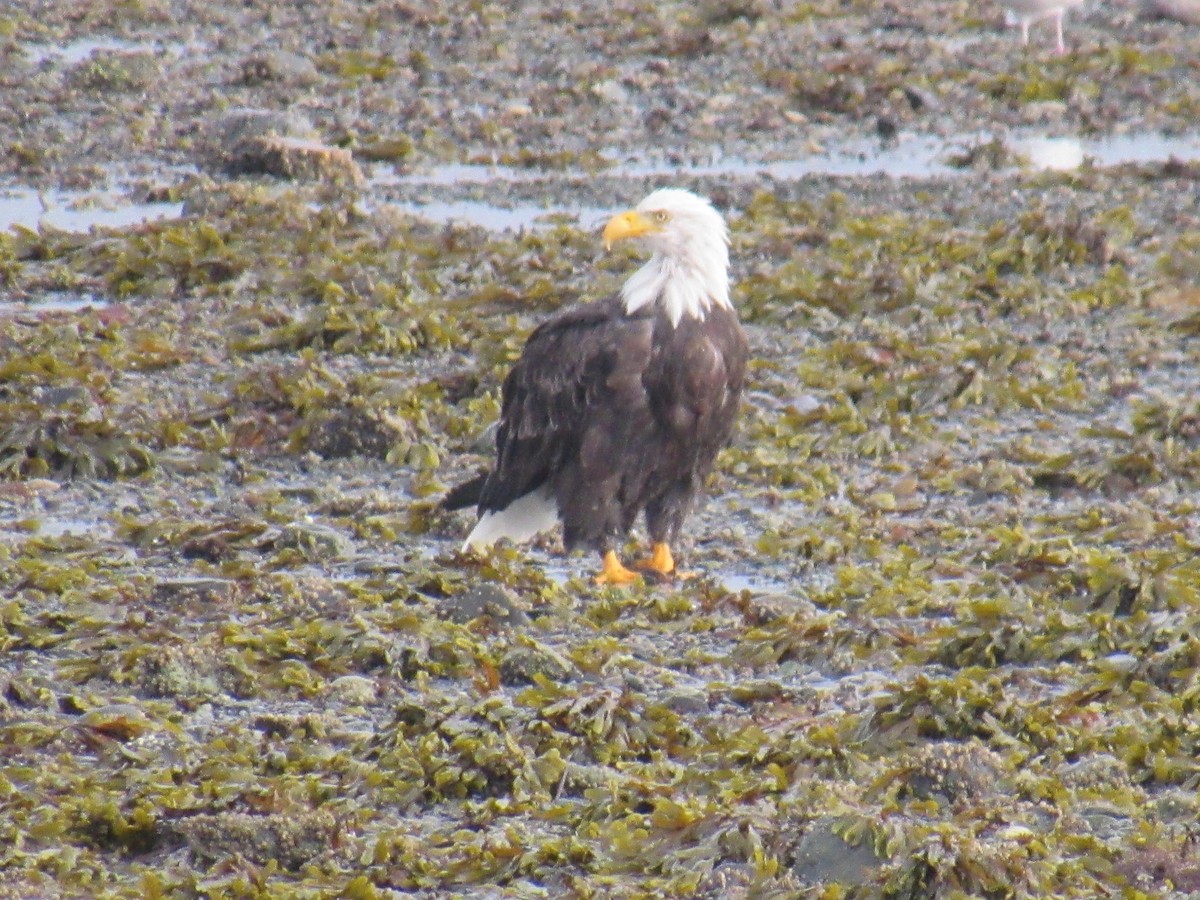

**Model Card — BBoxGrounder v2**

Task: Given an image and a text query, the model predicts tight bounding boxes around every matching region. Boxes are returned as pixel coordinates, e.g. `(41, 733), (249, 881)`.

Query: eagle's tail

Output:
(461, 485), (558, 551)
(441, 473), (488, 511)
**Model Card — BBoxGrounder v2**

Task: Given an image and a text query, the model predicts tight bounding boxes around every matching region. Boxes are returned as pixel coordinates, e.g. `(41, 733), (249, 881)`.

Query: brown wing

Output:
(477, 297), (655, 515)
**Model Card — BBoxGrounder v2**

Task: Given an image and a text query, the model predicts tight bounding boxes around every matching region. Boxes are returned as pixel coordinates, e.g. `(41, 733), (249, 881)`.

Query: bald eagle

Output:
(443, 188), (748, 585)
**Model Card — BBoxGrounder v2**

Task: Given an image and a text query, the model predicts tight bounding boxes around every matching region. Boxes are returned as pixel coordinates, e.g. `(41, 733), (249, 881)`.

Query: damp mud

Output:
(2, 0), (1200, 896)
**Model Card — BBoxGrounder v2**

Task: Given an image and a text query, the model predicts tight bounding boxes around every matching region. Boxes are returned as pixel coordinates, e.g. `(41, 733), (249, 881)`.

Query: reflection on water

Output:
(385, 129), (1200, 228)
(0, 293), (111, 315)
(22, 517), (110, 539)
(22, 36), (191, 66)
(1012, 136), (1086, 171)
(0, 188), (184, 234)
(3, 130), (1195, 235)
(393, 131), (1200, 188)
(990, 130), (1200, 171)
(720, 572), (791, 595)
(1085, 131), (1200, 166)
(386, 199), (611, 232)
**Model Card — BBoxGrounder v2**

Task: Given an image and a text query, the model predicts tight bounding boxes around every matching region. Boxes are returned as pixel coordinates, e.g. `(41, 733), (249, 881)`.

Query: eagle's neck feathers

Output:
(621, 245), (730, 327)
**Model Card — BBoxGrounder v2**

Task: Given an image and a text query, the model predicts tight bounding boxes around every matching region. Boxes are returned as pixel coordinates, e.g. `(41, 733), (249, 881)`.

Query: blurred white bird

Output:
(1003, 0), (1086, 53)
(1141, 0), (1200, 25)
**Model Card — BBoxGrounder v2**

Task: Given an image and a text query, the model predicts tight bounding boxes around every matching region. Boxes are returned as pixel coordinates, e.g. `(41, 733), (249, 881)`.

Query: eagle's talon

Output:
(632, 542), (676, 577)
(594, 551), (643, 586)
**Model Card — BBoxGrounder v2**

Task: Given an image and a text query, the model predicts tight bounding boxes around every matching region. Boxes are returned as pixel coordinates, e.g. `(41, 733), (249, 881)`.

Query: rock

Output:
(661, 686), (710, 715)
(276, 522), (354, 561)
(696, 0), (769, 24)
(901, 741), (1006, 804)
(206, 107), (317, 155)
(38, 385), (91, 406)
(69, 50), (160, 92)
(307, 407), (414, 460)
(225, 135), (365, 185)
(239, 50), (321, 86)
(499, 643), (576, 685)
(1151, 789), (1200, 823)
(1142, 0), (1200, 24)
(742, 592), (819, 626)
(78, 704), (156, 740)
(441, 583), (531, 627)
(1077, 804), (1136, 842)
(788, 816), (887, 885)
(592, 79), (630, 105)
(694, 862), (756, 897)
(1021, 99), (1069, 123)
(1057, 753), (1134, 793)
(133, 644), (221, 699)
(352, 554), (409, 575)
(171, 810), (335, 870)
(327, 675), (377, 705)
(202, 108), (363, 185)
(155, 576), (238, 605)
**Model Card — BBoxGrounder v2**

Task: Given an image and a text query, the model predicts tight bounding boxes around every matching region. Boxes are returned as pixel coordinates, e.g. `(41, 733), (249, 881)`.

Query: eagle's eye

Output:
(652, 210), (671, 224)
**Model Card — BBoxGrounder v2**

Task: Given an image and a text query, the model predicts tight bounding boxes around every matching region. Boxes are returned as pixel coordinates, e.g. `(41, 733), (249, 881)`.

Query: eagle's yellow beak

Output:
(603, 210), (657, 251)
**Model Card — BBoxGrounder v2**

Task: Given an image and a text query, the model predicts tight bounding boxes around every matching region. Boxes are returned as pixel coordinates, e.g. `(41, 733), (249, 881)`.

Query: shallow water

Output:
(0, 188), (184, 234)
(1085, 131), (1200, 166)
(0, 292), (111, 315)
(3, 130), (1195, 235)
(22, 36), (191, 66)
(2, 132), (1193, 237)
(384, 129), (1200, 228)
(0, 515), (114, 543)
(720, 572), (792, 595)
(612, 135), (962, 180)
(385, 199), (612, 232)
(394, 130), (1200, 187)
(35, 516), (108, 538)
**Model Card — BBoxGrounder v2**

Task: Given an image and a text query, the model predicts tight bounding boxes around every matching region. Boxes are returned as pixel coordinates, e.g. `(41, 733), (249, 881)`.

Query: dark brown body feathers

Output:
(454, 294), (747, 554)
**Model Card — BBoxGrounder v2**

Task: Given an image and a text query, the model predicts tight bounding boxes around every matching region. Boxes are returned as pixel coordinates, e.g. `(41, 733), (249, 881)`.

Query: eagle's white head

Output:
(603, 188), (732, 327)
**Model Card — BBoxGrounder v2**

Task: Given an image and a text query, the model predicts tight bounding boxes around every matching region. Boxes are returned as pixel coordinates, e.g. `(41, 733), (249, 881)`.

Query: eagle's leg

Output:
(595, 550), (642, 586)
(633, 542), (675, 576)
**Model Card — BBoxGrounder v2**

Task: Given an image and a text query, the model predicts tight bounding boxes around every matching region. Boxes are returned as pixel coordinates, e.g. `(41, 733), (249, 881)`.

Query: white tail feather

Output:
(463, 486), (558, 551)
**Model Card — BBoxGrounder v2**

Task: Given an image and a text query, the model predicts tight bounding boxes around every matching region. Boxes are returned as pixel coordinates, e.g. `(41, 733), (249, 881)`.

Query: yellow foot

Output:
(594, 550), (642, 586)
(633, 542), (676, 577)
